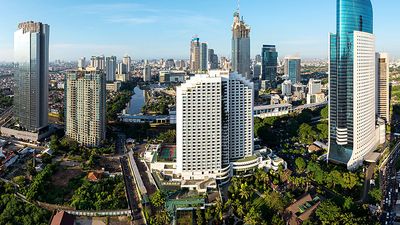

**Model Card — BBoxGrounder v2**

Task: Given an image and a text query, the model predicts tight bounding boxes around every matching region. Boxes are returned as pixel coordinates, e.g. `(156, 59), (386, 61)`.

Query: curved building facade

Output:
(328, 0), (376, 169)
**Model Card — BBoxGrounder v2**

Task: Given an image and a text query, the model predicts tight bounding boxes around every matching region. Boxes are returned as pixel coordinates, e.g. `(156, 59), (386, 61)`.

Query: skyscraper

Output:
(14, 21), (49, 132)
(105, 56), (117, 82)
(123, 55), (131, 73)
(328, 0), (376, 169)
(200, 43), (208, 72)
(208, 49), (219, 70)
(176, 71), (254, 180)
(143, 64), (151, 82)
(189, 36), (201, 72)
(261, 45), (278, 87)
(65, 68), (106, 147)
(284, 56), (301, 84)
(90, 56), (105, 70)
(232, 11), (251, 80)
(78, 57), (86, 69)
(376, 52), (390, 123)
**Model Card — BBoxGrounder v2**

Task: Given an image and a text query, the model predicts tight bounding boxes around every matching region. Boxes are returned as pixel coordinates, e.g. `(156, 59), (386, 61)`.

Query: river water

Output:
(127, 86), (146, 114)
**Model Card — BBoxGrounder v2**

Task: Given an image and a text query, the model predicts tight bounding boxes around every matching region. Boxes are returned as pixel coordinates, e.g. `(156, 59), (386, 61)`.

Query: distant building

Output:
(284, 56), (301, 84)
(90, 55), (105, 70)
(159, 71), (187, 83)
(117, 62), (127, 75)
(78, 57), (85, 69)
(261, 45), (278, 87)
(208, 49), (219, 70)
(376, 52), (390, 123)
(255, 54), (262, 63)
(143, 64), (151, 82)
(105, 56), (117, 82)
(176, 71), (254, 180)
(123, 55), (132, 73)
(282, 80), (292, 96)
(200, 43), (208, 72)
(164, 59), (175, 70)
(307, 78), (322, 95)
(190, 36), (201, 72)
(65, 68), (106, 147)
(232, 11), (251, 80)
(253, 63), (261, 80)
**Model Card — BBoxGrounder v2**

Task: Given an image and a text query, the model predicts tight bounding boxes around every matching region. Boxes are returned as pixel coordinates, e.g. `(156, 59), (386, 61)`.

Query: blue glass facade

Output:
(261, 45), (278, 87)
(329, 0), (373, 164)
(288, 60), (300, 84)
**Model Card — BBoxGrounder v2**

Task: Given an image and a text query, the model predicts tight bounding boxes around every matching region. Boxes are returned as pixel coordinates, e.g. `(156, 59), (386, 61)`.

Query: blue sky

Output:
(0, 0), (398, 61)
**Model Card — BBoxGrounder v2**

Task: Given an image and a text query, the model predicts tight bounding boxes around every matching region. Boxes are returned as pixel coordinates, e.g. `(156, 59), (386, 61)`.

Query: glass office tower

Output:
(261, 45), (278, 87)
(14, 21), (49, 132)
(328, 0), (376, 169)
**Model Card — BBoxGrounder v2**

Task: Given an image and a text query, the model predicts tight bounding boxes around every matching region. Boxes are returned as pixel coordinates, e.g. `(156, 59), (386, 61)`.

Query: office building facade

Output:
(376, 52), (390, 123)
(232, 11), (251, 80)
(14, 21), (49, 132)
(190, 36), (201, 72)
(65, 69), (106, 147)
(261, 45), (278, 87)
(200, 43), (208, 72)
(176, 71), (254, 180)
(143, 64), (151, 82)
(123, 55), (131, 73)
(78, 57), (86, 69)
(284, 56), (301, 84)
(105, 56), (117, 82)
(328, 0), (376, 169)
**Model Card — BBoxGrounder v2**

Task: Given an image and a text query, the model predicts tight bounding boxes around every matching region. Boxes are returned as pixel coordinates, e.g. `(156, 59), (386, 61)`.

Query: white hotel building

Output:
(176, 71), (254, 180)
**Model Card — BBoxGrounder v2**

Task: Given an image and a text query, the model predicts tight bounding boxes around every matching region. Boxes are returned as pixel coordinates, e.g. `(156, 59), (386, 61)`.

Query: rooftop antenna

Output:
(237, 0), (240, 14)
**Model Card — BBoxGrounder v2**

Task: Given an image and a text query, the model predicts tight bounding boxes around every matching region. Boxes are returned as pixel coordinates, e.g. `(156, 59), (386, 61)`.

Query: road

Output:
(121, 156), (146, 225)
(380, 140), (400, 225)
(361, 162), (376, 202)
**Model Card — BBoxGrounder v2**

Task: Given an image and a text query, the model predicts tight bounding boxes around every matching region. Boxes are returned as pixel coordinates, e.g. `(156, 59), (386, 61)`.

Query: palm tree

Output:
(239, 183), (251, 200)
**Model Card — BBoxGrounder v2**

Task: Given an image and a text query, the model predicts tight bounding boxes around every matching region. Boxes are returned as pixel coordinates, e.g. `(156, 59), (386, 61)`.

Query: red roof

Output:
(50, 211), (74, 225)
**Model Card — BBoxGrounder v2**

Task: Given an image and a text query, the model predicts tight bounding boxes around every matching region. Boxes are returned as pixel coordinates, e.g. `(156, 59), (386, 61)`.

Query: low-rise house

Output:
(284, 194), (321, 225)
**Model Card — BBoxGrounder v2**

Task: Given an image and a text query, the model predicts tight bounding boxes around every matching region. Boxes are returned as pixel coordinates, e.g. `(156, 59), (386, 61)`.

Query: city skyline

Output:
(0, 0), (399, 61)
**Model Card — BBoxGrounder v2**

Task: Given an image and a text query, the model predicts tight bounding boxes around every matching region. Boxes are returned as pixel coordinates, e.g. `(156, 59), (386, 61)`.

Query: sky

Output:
(0, 0), (399, 61)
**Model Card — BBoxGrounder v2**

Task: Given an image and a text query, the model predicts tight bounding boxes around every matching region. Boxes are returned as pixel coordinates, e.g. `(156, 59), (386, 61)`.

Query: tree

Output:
(153, 210), (170, 225)
(317, 123), (328, 140)
(316, 200), (341, 224)
(295, 157), (306, 173)
(196, 207), (204, 225)
(239, 183), (252, 200)
(157, 130), (176, 144)
(271, 215), (285, 225)
(369, 188), (382, 203)
(298, 123), (317, 144)
(244, 207), (262, 225)
(320, 106), (328, 119)
(150, 190), (166, 208)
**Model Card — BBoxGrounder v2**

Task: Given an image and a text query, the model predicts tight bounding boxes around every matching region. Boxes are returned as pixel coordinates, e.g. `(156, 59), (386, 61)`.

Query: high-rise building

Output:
(232, 11), (251, 80)
(143, 64), (151, 82)
(117, 63), (126, 75)
(14, 21), (49, 132)
(328, 0), (376, 170)
(65, 68), (106, 147)
(255, 54), (262, 64)
(284, 56), (301, 84)
(176, 71), (254, 180)
(376, 52), (390, 123)
(282, 80), (292, 96)
(253, 63), (261, 79)
(123, 55), (132, 73)
(90, 56), (105, 70)
(200, 43), (208, 72)
(105, 56), (117, 82)
(208, 49), (219, 70)
(307, 78), (322, 95)
(261, 45), (278, 87)
(78, 57), (86, 69)
(190, 36), (201, 72)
